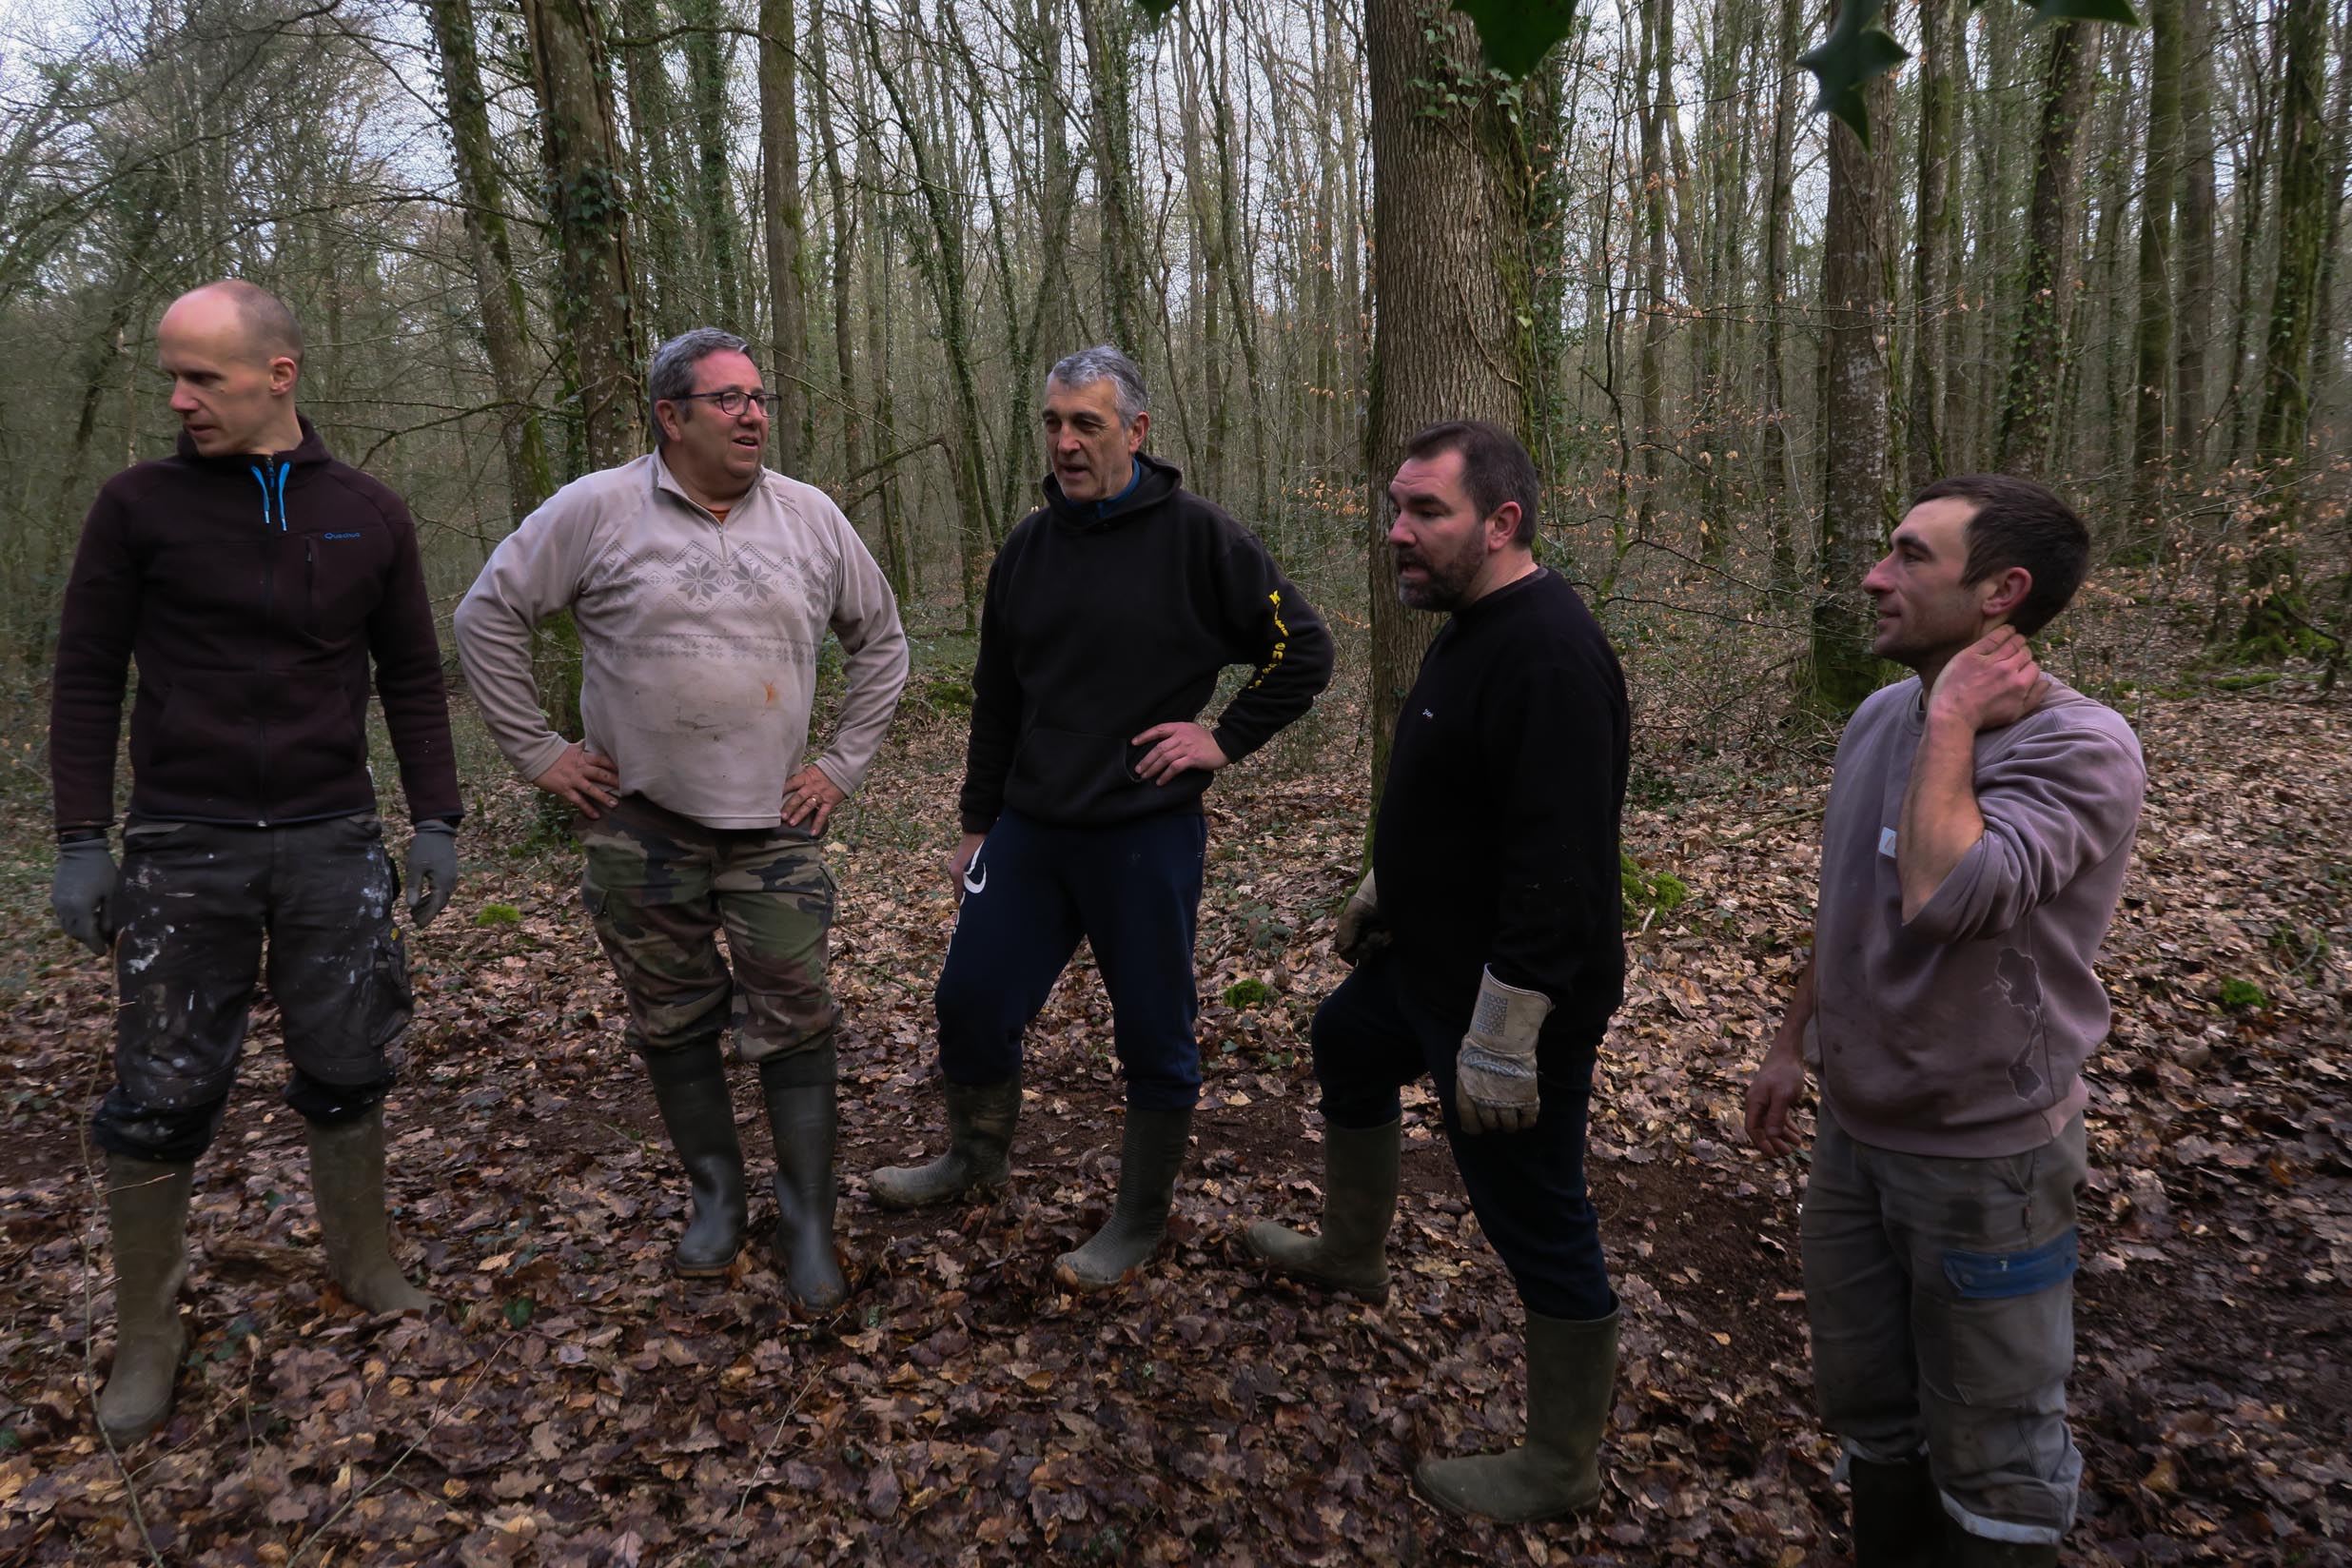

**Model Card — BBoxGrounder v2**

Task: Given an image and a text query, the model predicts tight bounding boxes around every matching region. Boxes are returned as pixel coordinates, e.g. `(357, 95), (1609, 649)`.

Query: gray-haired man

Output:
(454, 328), (908, 1309)
(870, 346), (1333, 1291)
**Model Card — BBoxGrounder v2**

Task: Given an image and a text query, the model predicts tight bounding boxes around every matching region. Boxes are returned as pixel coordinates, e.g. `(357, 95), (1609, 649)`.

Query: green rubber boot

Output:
(1415, 1306), (1619, 1522)
(96, 1156), (194, 1444)
(307, 1105), (436, 1314)
(757, 1045), (848, 1311)
(868, 1078), (1021, 1209)
(1850, 1453), (1946, 1567)
(1243, 1117), (1400, 1303)
(1053, 1107), (1193, 1292)
(641, 1040), (749, 1277)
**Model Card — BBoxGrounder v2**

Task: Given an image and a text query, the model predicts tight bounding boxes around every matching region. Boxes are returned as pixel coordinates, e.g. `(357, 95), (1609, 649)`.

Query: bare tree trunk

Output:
(1907, 0), (1957, 495)
(2127, 0), (2184, 534)
(1810, 57), (1895, 713)
(2172, 0), (2218, 470)
(1076, 0), (1143, 362)
(1364, 0), (1537, 789)
(1636, 0), (1669, 529)
(758, 0), (808, 473)
(1760, 0), (1800, 592)
(2237, 0), (2331, 650)
(522, 0), (645, 472)
(424, 0), (554, 525)
(1996, 21), (2096, 475)
(684, 0), (742, 328)
(614, 0), (688, 341)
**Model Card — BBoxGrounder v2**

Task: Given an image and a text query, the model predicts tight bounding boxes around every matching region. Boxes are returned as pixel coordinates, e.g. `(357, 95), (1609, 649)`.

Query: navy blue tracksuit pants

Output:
(1313, 951), (1615, 1322)
(934, 809), (1208, 1111)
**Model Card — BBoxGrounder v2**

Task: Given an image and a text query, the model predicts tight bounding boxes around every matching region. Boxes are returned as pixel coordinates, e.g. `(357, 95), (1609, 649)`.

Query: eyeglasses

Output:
(671, 389), (774, 417)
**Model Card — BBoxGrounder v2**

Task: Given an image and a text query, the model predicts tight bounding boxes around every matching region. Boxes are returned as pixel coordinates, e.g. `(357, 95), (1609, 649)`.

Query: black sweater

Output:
(1374, 567), (1628, 1037)
(959, 455), (1333, 831)
(49, 417), (462, 830)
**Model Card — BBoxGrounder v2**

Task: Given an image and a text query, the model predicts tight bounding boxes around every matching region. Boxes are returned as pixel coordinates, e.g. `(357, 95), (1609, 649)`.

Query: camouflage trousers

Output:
(580, 794), (840, 1068)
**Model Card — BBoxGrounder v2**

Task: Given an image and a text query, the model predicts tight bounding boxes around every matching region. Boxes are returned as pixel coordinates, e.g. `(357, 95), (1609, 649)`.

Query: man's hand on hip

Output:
(1131, 721), (1228, 785)
(532, 742), (619, 818)
(404, 821), (459, 927)
(949, 831), (988, 904)
(51, 837), (119, 956)
(1455, 967), (1550, 1135)
(783, 765), (848, 835)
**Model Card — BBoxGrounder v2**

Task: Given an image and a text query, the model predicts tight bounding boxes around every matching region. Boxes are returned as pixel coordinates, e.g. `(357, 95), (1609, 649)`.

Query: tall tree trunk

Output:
(808, 8), (867, 511)
(684, 0), (741, 328)
(1076, 0), (1143, 362)
(1907, 0), (1957, 495)
(2236, 0), (2331, 651)
(1995, 21), (2097, 475)
(614, 0), (688, 341)
(1363, 0), (1538, 790)
(425, 0), (555, 526)
(1635, 0), (1669, 529)
(1809, 58), (1895, 714)
(1759, 0), (1800, 592)
(2171, 0), (2218, 472)
(522, 0), (645, 472)
(2303, 11), (2351, 427)
(853, 44), (911, 601)
(2225, 5), (2279, 466)
(2127, 0), (2184, 534)
(758, 0), (807, 472)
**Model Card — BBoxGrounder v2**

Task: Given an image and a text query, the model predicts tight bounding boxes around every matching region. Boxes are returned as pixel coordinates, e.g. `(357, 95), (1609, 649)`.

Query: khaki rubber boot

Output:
(1244, 1117), (1400, 1303)
(308, 1105), (436, 1313)
(96, 1155), (195, 1445)
(641, 1041), (749, 1277)
(868, 1078), (1020, 1209)
(1053, 1107), (1193, 1292)
(757, 1047), (848, 1311)
(1415, 1306), (1618, 1522)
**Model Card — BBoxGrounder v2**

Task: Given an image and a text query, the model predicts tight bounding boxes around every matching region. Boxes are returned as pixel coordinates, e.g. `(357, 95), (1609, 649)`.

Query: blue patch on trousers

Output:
(1942, 1228), (2079, 1300)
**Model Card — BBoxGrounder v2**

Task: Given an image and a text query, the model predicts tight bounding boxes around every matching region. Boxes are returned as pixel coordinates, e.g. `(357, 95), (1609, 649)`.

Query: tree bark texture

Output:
(1996, 20), (2096, 477)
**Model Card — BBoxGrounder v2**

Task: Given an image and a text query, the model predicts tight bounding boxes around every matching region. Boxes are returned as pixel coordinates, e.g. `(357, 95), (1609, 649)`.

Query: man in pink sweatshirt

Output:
(1746, 475), (2145, 1566)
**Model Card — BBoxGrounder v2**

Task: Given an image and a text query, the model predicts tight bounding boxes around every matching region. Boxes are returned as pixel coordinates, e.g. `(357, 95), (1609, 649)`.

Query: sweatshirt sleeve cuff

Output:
(811, 755), (857, 797)
(513, 734), (573, 784)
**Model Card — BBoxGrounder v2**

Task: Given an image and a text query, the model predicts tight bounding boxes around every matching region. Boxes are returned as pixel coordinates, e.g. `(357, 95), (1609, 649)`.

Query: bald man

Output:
(49, 281), (462, 1444)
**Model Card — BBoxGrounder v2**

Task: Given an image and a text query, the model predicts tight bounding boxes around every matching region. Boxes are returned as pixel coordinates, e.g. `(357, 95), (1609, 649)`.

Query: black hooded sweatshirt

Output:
(49, 417), (462, 831)
(958, 454), (1333, 832)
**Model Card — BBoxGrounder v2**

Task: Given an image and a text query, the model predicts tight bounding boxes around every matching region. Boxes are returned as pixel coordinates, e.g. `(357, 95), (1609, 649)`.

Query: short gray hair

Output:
(649, 326), (754, 441)
(1047, 344), (1148, 425)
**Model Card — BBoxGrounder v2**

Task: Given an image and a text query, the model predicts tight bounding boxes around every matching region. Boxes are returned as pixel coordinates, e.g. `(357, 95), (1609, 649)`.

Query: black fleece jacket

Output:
(49, 417), (462, 831)
(958, 454), (1333, 831)
(1374, 567), (1628, 1038)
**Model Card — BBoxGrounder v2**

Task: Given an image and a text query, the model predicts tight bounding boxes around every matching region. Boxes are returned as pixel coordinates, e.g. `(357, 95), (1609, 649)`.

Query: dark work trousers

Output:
(933, 809), (1208, 1110)
(1311, 951), (1615, 1321)
(92, 814), (411, 1163)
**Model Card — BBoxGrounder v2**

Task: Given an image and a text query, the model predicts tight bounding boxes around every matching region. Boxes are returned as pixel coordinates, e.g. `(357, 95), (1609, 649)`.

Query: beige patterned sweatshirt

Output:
(453, 452), (908, 830)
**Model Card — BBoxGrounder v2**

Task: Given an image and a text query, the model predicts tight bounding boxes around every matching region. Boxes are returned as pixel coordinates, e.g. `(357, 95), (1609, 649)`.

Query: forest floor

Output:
(0, 606), (2345, 1566)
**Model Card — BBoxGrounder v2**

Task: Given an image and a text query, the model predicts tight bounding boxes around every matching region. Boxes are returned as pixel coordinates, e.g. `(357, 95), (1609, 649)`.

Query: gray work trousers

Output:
(1802, 1106), (2088, 1547)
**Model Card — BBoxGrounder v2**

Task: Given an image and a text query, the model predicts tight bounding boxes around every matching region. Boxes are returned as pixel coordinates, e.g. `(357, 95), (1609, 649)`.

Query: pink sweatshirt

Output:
(1808, 676), (2146, 1157)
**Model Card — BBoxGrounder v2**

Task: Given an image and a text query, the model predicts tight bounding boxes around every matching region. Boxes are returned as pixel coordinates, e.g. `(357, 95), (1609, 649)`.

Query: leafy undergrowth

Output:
(0, 667), (2345, 1565)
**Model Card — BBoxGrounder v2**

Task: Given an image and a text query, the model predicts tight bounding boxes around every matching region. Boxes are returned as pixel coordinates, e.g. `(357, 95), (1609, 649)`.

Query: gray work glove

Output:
(1334, 871), (1389, 966)
(52, 837), (120, 956)
(403, 820), (459, 927)
(1455, 967), (1552, 1135)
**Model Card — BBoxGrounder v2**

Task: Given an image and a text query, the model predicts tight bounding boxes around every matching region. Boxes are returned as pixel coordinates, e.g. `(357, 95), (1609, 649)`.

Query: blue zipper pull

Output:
(274, 461), (290, 531)
(250, 463), (270, 528)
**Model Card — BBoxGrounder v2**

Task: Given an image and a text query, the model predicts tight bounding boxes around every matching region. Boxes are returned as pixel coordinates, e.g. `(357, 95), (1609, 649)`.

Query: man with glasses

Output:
(454, 327), (908, 1311)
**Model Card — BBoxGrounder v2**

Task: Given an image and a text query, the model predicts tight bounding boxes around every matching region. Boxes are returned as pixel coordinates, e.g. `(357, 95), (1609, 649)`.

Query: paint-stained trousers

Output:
(91, 814), (412, 1163)
(580, 794), (840, 1068)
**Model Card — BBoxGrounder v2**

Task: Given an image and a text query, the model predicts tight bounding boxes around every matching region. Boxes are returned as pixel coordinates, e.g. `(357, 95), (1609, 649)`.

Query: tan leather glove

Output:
(1455, 967), (1551, 1135)
(1334, 871), (1388, 965)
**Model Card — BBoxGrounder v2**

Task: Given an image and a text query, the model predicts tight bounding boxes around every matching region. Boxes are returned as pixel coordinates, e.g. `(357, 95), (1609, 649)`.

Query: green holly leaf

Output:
(1452, 0), (1581, 77)
(2026, 0), (2142, 22)
(1795, 0), (1912, 148)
